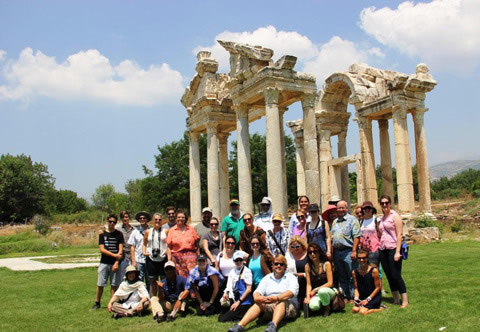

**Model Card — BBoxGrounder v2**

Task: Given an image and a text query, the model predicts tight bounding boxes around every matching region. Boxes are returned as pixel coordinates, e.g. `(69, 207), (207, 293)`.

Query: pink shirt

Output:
(166, 224), (199, 253)
(359, 216), (380, 253)
(379, 210), (398, 250)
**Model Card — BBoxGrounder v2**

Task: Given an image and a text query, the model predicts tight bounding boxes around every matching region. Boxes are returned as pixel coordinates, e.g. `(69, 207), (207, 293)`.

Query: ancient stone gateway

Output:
(182, 41), (436, 222)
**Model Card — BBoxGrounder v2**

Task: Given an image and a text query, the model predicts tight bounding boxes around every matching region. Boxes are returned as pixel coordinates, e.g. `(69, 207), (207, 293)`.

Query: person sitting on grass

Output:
(107, 265), (150, 319)
(91, 214), (124, 311)
(151, 261), (190, 323)
(352, 249), (383, 315)
(186, 254), (224, 316)
(227, 255), (299, 332)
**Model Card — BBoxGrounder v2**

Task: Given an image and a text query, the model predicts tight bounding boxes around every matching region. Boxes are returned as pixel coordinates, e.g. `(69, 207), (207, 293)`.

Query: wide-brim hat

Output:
(321, 205), (338, 222)
(125, 265), (139, 274)
(361, 201), (377, 214)
(328, 195), (341, 205)
(272, 213), (284, 222)
(135, 211), (151, 221)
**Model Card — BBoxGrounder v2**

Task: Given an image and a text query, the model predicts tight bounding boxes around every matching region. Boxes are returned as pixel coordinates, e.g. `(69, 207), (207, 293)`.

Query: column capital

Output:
(264, 87), (280, 105)
(412, 108), (427, 124)
(356, 116), (372, 129)
(392, 104), (407, 121)
(301, 93), (317, 109)
(218, 132), (230, 145)
(338, 131), (347, 142)
(188, 130), (200, 141)
(233, 103), (249, 118)
(318, 128), (331, 142)
(378, 118), (389, 130)
(206, 121), (218, 134)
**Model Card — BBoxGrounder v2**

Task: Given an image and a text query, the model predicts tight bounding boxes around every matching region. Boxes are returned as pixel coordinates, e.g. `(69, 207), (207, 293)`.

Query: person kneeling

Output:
(228, 255), (299, 332)
(151, 261), (190, 323)
(352, 249), (383, 315)
(218, 251), (253, 322)
(107, 265), (149, 319)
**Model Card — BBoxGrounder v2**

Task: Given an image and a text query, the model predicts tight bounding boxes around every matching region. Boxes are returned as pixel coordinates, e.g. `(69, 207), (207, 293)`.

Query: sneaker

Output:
(90, 303), (100, 311)
(228, 324), (244, 332)
(157, 314), (166, 323)
(265, 321), (277, 332)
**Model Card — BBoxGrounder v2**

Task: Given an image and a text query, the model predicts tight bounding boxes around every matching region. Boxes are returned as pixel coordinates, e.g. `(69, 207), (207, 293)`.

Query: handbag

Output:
(400, 240), (409, 260)
(331, 288), (345, 312)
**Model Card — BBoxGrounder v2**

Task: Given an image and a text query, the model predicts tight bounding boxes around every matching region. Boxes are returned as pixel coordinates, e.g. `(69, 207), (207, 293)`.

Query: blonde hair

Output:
(289, 236), (307, 252)
(273, 254), (287, 265)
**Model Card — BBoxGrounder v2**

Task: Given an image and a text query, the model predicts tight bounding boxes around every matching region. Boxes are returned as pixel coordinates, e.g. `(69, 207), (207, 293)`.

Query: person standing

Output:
(91, 214), (124, 311)
(254, 197), (273, 232)
(307, 204), (332, 260)
(330, 200), (362, 301)
(265, 213), (290, 256)
(128, 211), (151, 285)
(118, 211), (134, 278)
(143, 213), (168, 297)
(202, 217), (223, 268)
(162, 206), (177, 232)
(288, 196), (311, 234)
(221, 199), (244, 245)
(378, 195), (409, 308)
(195, 207), (213, 240)
(239, 213), (266, 255)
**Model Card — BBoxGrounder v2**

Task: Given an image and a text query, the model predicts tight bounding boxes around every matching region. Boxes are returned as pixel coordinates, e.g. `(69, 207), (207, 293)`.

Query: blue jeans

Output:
(334, 248), (358, 300)
(137, 262), (149, 286)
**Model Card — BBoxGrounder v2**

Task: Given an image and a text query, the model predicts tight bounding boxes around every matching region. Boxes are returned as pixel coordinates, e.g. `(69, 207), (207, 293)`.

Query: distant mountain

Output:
(430, 160), (480, 180)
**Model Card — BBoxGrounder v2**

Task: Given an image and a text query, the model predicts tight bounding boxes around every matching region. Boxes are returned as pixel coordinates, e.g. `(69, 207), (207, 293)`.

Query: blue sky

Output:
(1, 0), (479, 200)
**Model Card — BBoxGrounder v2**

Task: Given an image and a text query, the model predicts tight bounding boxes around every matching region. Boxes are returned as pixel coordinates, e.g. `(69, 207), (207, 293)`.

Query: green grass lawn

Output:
(1, 240), (479, 332)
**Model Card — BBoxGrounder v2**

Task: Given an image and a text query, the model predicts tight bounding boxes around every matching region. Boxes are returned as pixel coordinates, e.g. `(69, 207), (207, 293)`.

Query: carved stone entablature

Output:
(286, 120), (304, 139)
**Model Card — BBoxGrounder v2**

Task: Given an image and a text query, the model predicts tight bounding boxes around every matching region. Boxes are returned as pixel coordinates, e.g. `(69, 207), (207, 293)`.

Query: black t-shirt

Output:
(99, 230), (124, 265)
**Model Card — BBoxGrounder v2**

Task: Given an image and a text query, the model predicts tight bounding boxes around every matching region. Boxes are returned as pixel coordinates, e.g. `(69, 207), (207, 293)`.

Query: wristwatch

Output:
(367, 297), (372, 302)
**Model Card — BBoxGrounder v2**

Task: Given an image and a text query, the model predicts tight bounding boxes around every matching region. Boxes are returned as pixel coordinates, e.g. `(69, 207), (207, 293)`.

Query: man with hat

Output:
(328, 195), (341, 206)
(221, 199), (244, 246)
(91, 214), (124, 311)
(330, 200), (362, 301)
(254, 197), (273, 232)
(107, 265), (150, 319)
(128, 211), (151, 287)
(151, 261), (190, 322)
(195, 207), (213, 239)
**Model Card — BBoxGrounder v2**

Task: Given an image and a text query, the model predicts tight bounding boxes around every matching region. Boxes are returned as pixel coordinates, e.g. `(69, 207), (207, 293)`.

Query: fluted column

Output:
(234, 104), (254, 214)
(206, 122), (220, 219)
(357, 116), (378, 207)
(189, 131), (202, 223)
(338, 131), (350, 205)
(280, 108), (288, 217)
(301, 93), (320, 204)
(413, 109), (432, 212)
(378, 119), (395, 200)
(264, 88), (287, 214)
(392, 105), (415, 213)
(218, 133), (231, 219)
(318, 129), (332, 210)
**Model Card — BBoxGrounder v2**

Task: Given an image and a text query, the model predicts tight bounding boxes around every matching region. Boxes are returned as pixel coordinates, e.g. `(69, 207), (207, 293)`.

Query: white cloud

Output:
(0, 48), (184, 106)
(360, 0), (480, 73)
(193, 26), (383, 83)
(0, 50), (6, 62)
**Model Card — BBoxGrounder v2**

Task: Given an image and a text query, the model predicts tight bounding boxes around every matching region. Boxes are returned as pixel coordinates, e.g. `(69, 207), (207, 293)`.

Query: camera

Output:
(152, 248), (160, 258)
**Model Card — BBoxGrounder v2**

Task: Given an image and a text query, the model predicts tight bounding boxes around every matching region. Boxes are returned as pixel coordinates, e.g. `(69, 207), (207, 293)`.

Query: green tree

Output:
(47, 189), (88, 214)
(125, 179), (143, 212)
(0, 154), (55, 222)
(91, 184), (116, 211)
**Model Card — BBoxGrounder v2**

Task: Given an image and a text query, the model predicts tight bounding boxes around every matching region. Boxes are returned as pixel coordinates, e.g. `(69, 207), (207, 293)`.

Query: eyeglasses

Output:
(290, 245), (301, 249)
(244, 218), (252, 222)
(308, 251), (318, 255)
(108, 220), (117, 224)
(357, 257), (368, 261)
(380, 201), (390, 206)
(297, 215), (306, 220)
(273, 262), (285, 267)
(226, 242), (235, 245)
(251, 242), (260, 246)
(210, 223), (219, 226)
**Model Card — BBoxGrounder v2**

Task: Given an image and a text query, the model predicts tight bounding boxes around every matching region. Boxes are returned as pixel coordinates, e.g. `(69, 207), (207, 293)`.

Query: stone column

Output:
(218, 132), (231, 219)
(280, 108), (288, 217)
(293, 134), (306, 197)
(357, 116), (378, 207)
(392, 105), (415, 213)
(318, 128), (332, 210)
(413, 109), (432, 212)
(338, 131), (350, 205)
(206, 122), (220, 219)
(264, 88), (287, 214)
(189, 131), (202, 223)
(378, 119), (395, 201)
(301, 93), (320, 204)
(234, 104), (254, 214)
(355, 158), (364, 204)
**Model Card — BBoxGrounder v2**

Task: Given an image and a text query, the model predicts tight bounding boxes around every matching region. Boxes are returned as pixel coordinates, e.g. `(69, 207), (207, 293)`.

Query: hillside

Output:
(430, 160), (480, 180)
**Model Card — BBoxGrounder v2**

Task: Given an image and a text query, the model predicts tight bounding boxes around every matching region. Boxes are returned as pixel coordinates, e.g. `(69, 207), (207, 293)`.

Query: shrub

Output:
(32, 215), (52, 235)
(414, 215), (445, 234)
(450, 221), (462, 233)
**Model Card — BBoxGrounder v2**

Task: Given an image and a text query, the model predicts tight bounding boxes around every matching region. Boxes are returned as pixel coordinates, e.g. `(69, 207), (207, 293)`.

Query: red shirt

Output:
(166, 224), (199, 253)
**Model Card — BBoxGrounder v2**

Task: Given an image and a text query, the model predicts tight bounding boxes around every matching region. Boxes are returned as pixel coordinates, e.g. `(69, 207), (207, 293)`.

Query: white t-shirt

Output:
(225, 266), (253, 299)
(128, 228), (147, 264)
(217, 250), (246, 277)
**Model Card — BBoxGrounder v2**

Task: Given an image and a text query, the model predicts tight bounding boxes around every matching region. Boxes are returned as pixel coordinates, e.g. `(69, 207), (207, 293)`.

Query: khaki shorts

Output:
(263, 300), (297, 320)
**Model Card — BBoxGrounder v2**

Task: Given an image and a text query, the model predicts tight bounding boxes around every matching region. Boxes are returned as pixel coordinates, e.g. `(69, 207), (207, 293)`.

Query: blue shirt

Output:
(248, 254), (263, 287)
(331, 213), (362, 249)
(161, 275), (187, 302)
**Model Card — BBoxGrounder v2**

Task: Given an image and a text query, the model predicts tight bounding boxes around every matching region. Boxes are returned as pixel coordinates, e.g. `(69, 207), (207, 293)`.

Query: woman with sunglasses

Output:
(286, 236), (308, 304)
(246, 235), (273, 289)
(358, 201), (382, 279)
(352, 249), (383, 315)
(143, 213), (167, 297)
(217, 236), (246, 278)
(307, 204), (332, 260)
(227, 255), (299, 332)
(378, 195), (409, 308)
(304, 243), (334, 317)
(166, 209), (199, 279)
(292, 210), (308, 240)
(288, 196), (312, 234)
(202, 217), (223, 268)
(239, 213), (266, 255)
(265, 213), (290, 256)
(218, 251), (254, 322)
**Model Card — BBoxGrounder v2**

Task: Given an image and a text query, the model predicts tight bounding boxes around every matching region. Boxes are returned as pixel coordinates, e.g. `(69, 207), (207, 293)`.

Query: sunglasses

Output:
(210, 223), (219, 226)
(251, 242), (260, 246)
(357, 257), (368, 261)
(226, 242), (235, 245)
(273, 262), (285, 267)
(167, 213), (175, 216)
(154, 218), (162, 221)
(244, 218), (252, 222)
(197, 259), (206, 263)
(380, 201), (390, 206)
(290, 245), (301, 249)
(138, 217), (147, 220)
(273, 220), (282, 223)
(297, 215), (306, 219)
(363, 207), (373, 210)
(308, 251), (318, 255)
(108, 220), (117, 224)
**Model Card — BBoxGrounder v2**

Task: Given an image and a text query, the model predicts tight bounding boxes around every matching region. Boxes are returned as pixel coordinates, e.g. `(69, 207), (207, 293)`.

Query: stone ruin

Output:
(181, 41), (437, 227)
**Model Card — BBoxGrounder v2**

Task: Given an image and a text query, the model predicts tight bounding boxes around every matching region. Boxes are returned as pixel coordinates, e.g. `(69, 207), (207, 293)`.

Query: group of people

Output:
(90, 194), (409, 332)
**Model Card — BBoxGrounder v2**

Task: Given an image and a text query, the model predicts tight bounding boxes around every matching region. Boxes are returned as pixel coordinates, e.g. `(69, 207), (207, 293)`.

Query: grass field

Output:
(0, 240), (479, 332)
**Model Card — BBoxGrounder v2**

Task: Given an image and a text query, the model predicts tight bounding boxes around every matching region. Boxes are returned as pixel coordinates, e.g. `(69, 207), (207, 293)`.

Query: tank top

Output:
(379, 210), (398, 250)
(146, 228), (167, 262)
(360, 216), (380, 252)
(309, 263), (328, 288)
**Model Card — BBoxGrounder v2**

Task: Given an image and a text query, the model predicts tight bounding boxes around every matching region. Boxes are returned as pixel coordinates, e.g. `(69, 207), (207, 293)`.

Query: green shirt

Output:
(220, 213), (244, 242)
